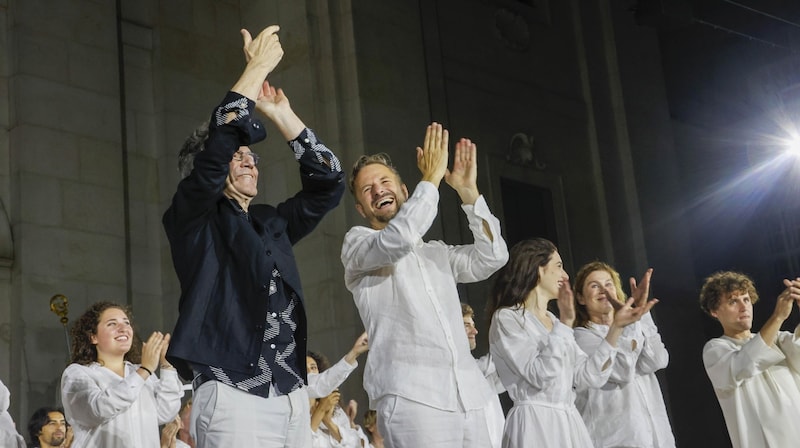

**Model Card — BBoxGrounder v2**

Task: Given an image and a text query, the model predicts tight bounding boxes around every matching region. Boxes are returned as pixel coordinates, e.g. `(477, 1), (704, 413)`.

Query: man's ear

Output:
(710, 310), (718, 320)
(401, 184), (409, 200)
(355, 202), (366, 219)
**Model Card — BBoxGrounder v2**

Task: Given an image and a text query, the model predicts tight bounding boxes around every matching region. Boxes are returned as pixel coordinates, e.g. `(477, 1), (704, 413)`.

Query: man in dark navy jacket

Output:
(162, 26), (344, 447)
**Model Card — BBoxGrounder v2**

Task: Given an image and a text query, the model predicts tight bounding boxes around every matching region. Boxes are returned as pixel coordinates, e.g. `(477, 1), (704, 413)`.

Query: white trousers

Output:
(376, 395), (491, 448)
(191, 381), (311, 448)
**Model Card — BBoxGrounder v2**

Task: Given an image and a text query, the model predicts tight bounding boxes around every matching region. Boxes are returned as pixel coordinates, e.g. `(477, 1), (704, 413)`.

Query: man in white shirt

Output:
(341, 122), (509, 447)
(701, 271), (800, 448)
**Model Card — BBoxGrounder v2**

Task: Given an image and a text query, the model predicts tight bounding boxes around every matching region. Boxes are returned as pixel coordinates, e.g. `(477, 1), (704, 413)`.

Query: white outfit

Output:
(307, 357), (358, 399)
(176, 439), (192, 448)
(574, 314), (675, 448)
(342, 181), (508, 446)
(703, 326), (800, 448)
(475, 353), (506, 448)
(61, 362), (183, 448)
(0, 379), (25, 448)
(489, 308), (617, 448)
(191, 381), (310, 448)
(311, 407), (362, 448)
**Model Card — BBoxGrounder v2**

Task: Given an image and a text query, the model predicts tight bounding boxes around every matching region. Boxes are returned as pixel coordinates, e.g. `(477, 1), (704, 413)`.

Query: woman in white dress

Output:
(61, 301), (183, 448)
(573, 262), (675, 447)
(488, 238), (655, 448)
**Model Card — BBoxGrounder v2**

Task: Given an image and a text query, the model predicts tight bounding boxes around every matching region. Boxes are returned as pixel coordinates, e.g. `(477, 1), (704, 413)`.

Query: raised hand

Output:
(159, 333), (174, 370)
(417, 122), (449, 188)
(141, 331), (166, 374)
(610, 293), (659, 328)
(557, 280), (576, 327)
(344, 331), (369, 365)
(240, 26), (283, 72)
(444, 138), (480, 204)
(255, 80), (290, 119)
(773, 278), (800, 321)
(346, 399), (358, 428)
(159, 415), (180, 448)
(630, 268), (654, 309)
(61, 425), (73, 448)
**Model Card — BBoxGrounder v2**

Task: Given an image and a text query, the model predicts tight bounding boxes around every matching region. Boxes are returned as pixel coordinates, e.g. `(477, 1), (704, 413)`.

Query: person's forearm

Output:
(455, 186), (480, 205)
(267, 108), (306, 141)
(605, 325), (623, 348)
(760, 314), (784, 346)
(323, 418), (342, 442)
(231, 60), (274, 101)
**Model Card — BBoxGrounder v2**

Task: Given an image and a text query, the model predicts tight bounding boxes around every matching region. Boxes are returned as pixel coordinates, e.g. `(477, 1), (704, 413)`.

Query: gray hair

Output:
(178, 121), (210, 178)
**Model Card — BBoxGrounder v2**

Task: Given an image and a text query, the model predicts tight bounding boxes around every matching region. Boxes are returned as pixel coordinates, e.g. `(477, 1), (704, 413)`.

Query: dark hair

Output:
(699, 271), (760, 316)
(178, 121), (210, 178)
(573, 261), (627, 328)
(348, 153), (403, 195)
(307, 350), (331, 373)
(488, 238), (558, 322)
(70, 301), (142, 365)
(27, 407), (66, 444)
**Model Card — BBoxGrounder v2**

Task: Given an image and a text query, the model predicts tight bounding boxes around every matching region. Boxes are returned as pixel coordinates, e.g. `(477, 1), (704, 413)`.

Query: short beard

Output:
(45, 435), (66, 447)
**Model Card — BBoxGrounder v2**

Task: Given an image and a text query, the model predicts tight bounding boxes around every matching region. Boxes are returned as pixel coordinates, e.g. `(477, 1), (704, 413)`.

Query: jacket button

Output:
(261, 284), (268, 291)
(248, 363), (254, 368)
(266, 250), (272, 256)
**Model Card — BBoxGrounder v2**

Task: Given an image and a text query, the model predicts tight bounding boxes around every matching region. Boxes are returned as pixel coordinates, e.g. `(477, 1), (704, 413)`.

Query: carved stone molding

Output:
(494, 8), (531, 52)
(507, 132), (547, 170)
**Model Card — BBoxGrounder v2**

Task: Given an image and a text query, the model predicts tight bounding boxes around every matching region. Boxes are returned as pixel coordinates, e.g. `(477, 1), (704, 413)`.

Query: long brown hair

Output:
(70, 301), (142, 365)
(488, 238), (557, 323)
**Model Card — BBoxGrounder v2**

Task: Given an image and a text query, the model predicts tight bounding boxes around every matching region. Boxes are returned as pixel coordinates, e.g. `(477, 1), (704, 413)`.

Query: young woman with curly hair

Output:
(60, 301), (183, 447)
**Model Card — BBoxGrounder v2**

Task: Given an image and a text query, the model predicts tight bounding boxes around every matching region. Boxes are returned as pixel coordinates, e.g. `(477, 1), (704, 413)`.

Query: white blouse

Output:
(575, 314), (675, 447)
(61, 362), (183, 448)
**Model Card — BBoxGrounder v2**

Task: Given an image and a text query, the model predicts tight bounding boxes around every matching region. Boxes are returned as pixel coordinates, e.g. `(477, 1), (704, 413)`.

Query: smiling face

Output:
(352, 163), (409, 230)
(463, 315), (478, 351)
(577, 269), (618, 323)
(711, 291), (754, 339)
(537, 250), (568, 298)
(90, 307), (133, 360)
(224, 146), (259, 204)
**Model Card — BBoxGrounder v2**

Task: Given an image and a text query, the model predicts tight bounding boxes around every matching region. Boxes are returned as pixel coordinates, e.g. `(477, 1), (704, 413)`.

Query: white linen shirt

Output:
(475, 353), (506, 448)
(703, 326), (800, 448)
(61, 362), (183, 448)
(307, 357), (358, 399)
(574, 313), (675, 448)
(342, 181), (509, 411)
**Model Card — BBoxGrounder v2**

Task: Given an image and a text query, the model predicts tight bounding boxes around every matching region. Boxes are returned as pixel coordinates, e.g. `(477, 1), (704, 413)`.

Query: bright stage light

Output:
(785, 136), (800, 156)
